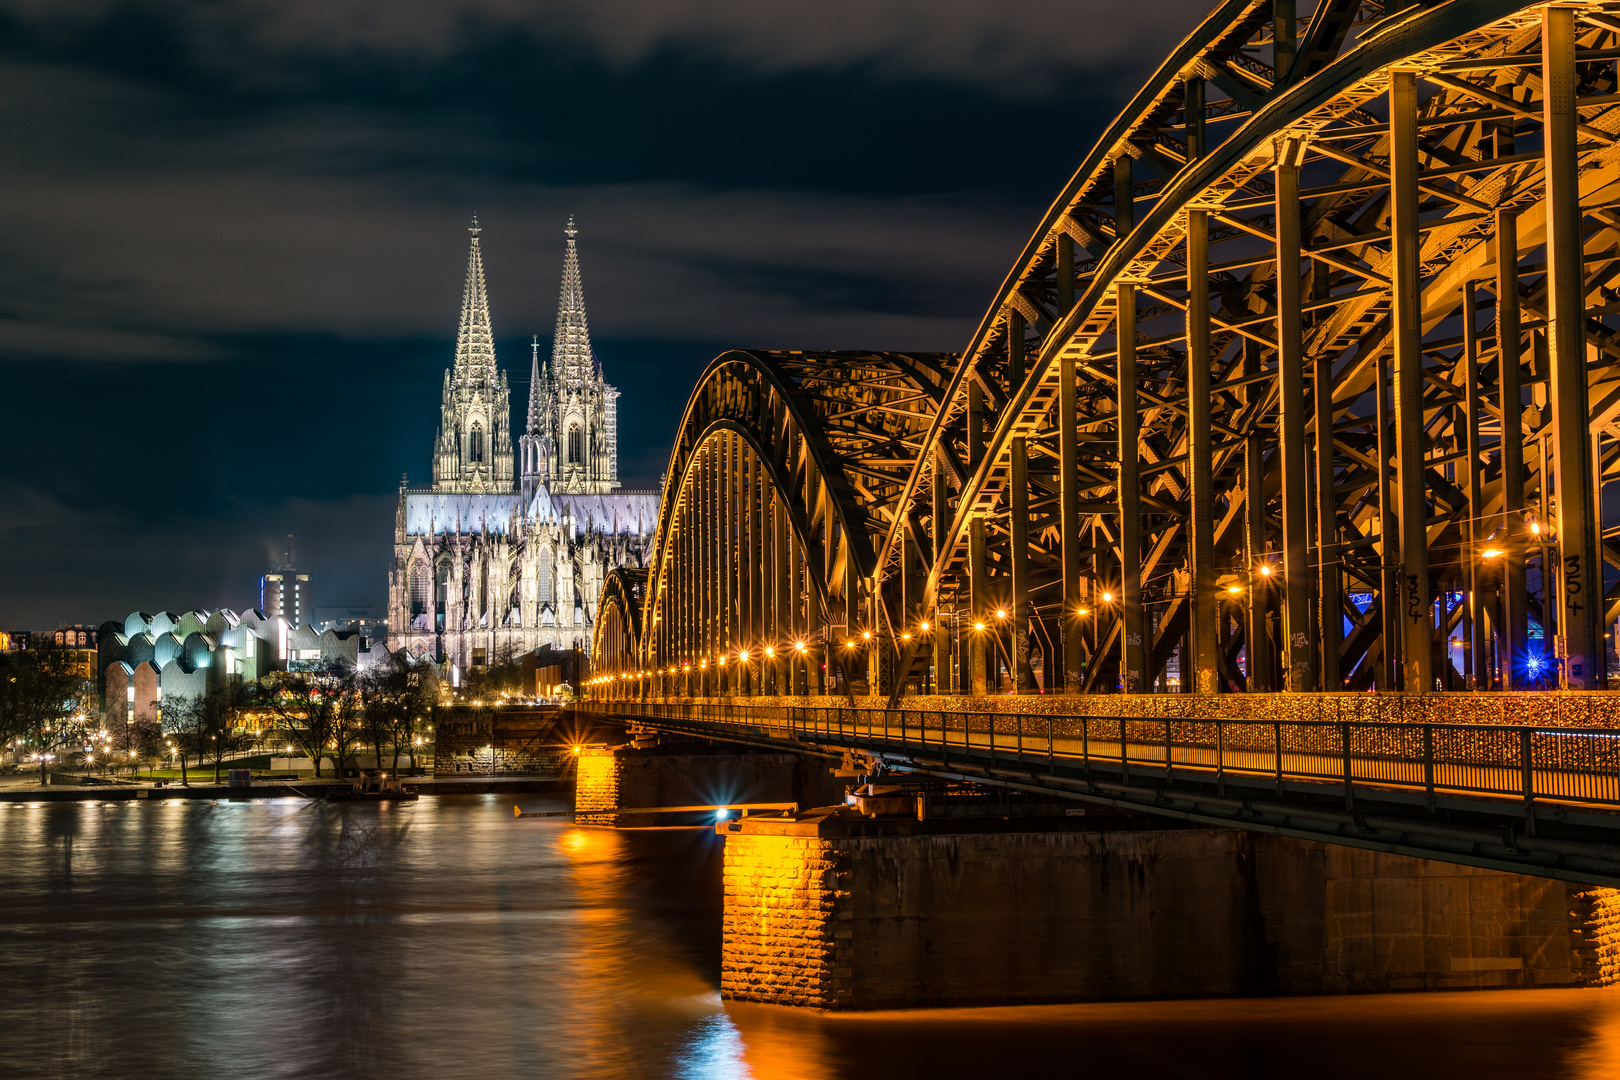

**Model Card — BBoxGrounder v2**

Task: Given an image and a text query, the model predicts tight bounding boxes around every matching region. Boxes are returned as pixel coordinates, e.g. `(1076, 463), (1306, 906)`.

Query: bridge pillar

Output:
(574, 741), (844, 828)
(719, 810), (1617, 1010)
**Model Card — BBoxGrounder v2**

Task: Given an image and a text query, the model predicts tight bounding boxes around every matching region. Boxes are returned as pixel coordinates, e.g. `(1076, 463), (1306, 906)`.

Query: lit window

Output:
(470, 425), (484, 463)
(568, 426), (582, 464)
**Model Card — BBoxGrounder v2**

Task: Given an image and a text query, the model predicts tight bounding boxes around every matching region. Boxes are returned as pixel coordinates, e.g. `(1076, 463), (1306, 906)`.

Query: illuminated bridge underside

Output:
(596, 0), (1620, 705)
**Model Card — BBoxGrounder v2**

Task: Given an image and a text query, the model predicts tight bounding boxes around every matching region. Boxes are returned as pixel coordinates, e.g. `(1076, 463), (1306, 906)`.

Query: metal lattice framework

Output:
(591, 350), (952, 696)
(594, 0), (1620, 705)
(593, 567), (647, 678)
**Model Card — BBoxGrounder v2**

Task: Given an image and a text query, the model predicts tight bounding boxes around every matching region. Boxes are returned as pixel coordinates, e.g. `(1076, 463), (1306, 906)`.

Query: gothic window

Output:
(568, 426), (582, 464)
(410, 561), (431, 615)
(435, 560), (451, 627)
(470, 424), (484, 463)
(539, 550), (554, 602)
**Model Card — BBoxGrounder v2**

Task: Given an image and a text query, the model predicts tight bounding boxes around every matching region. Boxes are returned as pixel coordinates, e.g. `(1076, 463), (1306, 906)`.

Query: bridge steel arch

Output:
(596, 350), (952, 699)
(875, 0), (1620, 704)
(592, 0), (1620, 708)
(590, 567), (646, 699)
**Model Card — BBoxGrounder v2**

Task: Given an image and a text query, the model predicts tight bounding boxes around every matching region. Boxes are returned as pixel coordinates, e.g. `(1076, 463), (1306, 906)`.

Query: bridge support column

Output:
(1060, 352), (1084, 694)
(1117, 284), (1146, 694)
(1010, 435), (1035, 693)
(1276, 144), (1313, 692)
(1391, 67), (1433, 694)
(1544, 5), (1602, 689)
(720, 811), (1616, 1010)
(1497, 207), (1529, 688)
(969, 515), (989, 695)
(1186, 209), (1219, 694)
(574, 741), (844, 828)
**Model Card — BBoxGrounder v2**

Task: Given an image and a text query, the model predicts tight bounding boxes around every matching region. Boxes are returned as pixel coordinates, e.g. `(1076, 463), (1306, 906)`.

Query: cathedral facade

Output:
(388, 219), (659, 672)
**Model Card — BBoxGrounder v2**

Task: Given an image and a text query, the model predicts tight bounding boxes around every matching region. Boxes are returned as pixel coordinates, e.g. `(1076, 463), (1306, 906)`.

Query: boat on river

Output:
(327, 778), (419, 802)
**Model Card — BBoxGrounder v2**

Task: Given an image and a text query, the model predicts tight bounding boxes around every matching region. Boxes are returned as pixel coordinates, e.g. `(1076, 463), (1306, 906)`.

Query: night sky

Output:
(0, 0), (1210, 629)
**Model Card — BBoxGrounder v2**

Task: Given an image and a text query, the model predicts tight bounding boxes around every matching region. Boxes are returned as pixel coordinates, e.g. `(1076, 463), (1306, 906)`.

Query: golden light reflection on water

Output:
(725, 988), (1620, 1080)
(8, 799), (1620, 1080)
(557, 825), (749, 1079)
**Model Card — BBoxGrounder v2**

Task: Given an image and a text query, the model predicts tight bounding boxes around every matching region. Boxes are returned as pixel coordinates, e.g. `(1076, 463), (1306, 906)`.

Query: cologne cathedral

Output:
(388, 218), (659, 671)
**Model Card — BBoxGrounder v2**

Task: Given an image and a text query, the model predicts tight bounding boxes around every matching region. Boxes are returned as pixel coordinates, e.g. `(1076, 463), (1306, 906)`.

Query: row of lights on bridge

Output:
(588, 528), (1553, 686)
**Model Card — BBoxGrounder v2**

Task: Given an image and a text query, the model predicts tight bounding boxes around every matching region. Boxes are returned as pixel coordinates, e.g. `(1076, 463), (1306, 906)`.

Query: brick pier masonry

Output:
(573, 741), (845, 827)
(718, 810), (1620, 1010)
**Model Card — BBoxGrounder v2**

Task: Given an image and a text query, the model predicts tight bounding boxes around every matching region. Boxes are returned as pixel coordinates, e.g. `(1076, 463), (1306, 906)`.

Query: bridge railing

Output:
(579, 700), (1620, 812)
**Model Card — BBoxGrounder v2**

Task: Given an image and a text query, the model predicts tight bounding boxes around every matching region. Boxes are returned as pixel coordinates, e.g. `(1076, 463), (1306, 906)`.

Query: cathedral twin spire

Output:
(431, 214), (619, 499)
(453, 216), (499, 386)
(551, 215), (596, 388)
(523, 215), (620, 497)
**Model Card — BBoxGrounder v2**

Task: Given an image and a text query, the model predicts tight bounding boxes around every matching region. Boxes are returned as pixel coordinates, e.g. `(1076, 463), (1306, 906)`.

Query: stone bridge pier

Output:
(572, 736), (845, 827)
(717, 807), (1620, 1010)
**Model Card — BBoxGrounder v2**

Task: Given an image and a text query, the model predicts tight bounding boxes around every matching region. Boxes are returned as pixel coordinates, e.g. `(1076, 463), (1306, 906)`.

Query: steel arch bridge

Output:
(592, 0), (1620, 705)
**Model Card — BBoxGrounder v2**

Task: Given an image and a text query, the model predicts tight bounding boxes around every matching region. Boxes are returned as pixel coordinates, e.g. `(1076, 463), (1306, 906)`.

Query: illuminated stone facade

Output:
(389, 220), (658, 670)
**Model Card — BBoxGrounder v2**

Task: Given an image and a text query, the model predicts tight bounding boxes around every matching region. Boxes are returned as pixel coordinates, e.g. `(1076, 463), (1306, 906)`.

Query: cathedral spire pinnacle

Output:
(454, 217), (496, 385)
(552, 215), (593, 388)
(526, 335), (542, 437)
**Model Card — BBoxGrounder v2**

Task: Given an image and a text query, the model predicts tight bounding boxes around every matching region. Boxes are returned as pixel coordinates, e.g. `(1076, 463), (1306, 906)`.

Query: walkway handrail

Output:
(578, 700), (1620, 814)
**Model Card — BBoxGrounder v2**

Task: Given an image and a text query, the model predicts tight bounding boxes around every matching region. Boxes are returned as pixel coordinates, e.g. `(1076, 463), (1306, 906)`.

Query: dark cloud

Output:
(0, 0), (1201, 628)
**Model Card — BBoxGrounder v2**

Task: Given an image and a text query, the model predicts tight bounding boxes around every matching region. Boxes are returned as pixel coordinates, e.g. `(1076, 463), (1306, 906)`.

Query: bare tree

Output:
(161, 694), (209, 785)
(201, 683), (253, 783)
(264, 667), (365, 778)
(360, 654), (439, 772)
(0, 643), (95, 782)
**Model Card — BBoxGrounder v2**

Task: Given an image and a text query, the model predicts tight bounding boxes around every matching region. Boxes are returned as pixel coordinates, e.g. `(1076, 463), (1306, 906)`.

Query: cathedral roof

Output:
(551, 491), (660, 535)
(401, 488), (660, 537)
(404, 491), (559, 537)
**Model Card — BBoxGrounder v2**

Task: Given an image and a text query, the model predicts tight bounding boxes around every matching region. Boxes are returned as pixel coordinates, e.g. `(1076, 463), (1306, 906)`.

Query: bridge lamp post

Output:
(795, 641), (808, 696)
(994, 609), (1009, 691)
(1478, 546), (1508, 688)
(1225, 584), (1249, 690)
(971, 619), (1014, 693)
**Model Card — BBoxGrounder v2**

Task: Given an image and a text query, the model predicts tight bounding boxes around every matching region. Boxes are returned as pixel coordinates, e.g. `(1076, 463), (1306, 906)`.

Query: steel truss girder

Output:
(879, 0), (1620, 703)
(608, 350), (950, 699)
(597, 1), (1620, 710)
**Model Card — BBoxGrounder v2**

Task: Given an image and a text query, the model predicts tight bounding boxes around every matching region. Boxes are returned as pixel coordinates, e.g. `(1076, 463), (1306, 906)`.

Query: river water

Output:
(3, 793), (1620, 1079)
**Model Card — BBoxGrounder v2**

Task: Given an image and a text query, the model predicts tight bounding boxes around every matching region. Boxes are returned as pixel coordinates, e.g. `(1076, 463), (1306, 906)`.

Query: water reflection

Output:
(3, 797), (1620, 1079)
